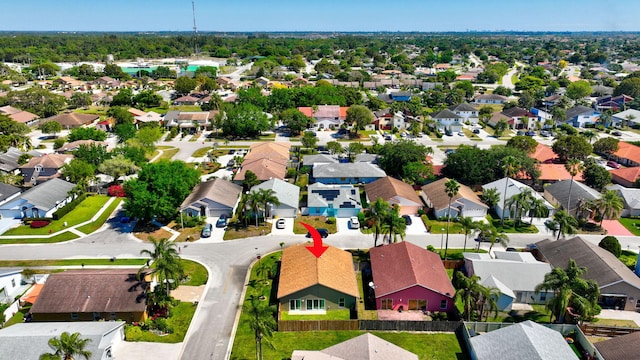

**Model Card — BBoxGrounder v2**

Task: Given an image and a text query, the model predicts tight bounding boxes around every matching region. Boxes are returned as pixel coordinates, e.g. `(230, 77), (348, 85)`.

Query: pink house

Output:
(370, 242), (455, 313)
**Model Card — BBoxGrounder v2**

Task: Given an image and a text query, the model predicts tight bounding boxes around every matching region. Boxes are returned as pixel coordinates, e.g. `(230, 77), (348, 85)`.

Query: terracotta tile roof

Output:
(235, 157), (287, 181)
(370, 242), (455, 298)
(127, 108), (146, 117)
(246, 142), (291, 162)
(298, 107), (314, 117)
(45, 112), (99, 128)
(595, 331), (640, 360)
(31, 269), (148, 314)
(277, 243), (359, 299)
(610, 166), (640, 184)
(20, 283), (44, 305)
(421, 177), (486, 211)
(536, 164), (583, 181)
(614, 142), (640, 165)
(530, 143), (556, 163)
(20, 153), (72, 169)
(364, 176), (422, 207)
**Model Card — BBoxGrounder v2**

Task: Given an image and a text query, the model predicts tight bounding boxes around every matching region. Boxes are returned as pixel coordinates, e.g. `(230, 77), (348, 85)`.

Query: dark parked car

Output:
(607, 160), (621, 169)
(216, 215), (228, 228)
(516, 130), (525, 136)
(444, 148), (456, 155)
(402, 215), (412, 225)
(472, 128), (480, 134)
(228, 149), (236, 154)
(306, 228), (329, 238)
(201, 223), (212, 238)
(612, 131), (622, 136)
(525, 131), (536, 136)
(445, 129), (453, 136)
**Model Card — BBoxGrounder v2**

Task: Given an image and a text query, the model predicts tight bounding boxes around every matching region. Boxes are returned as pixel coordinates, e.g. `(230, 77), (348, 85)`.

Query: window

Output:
(306, 299), (325, 310)
(93, 312), (101, 321)
(440, 300), (448, 310)
(71, 313), (79, 320)
(289, 299), (301, 311)
(540, 292), (547, 301)
(408, 299), (427, 310)
(381, 299), (393, 310)
(338, 298), (345, 308)
(636, 299), (640, 309)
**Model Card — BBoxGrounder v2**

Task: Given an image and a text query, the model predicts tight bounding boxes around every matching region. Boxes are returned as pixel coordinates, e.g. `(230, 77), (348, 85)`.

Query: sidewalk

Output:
(0, 197), (119, 240)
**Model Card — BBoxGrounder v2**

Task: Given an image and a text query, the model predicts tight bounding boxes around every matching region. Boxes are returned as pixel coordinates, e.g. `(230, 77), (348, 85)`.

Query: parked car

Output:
(612, 131), (622, 136)
(444, 148), (456, 155)
(226, 159), (236, 167)
(445, 129), (453, 136)
(516, 130), (525, 136)
(216, 215), (228, 228)
(384, 134), (393, 141)
(201, 223), (213, 238)
(349, 216), (360, 229)
(607, 160), (621, 169)
(540, 130), (550, 137)
(402, 215), (412, 225)
(457, 131), (464, 137)
(306, 228), (329, 238)
(525, 131), (536, 136)
(228, 149), (236, 154)
(275, 218), (286, 229)
(472, 128), (480, 134)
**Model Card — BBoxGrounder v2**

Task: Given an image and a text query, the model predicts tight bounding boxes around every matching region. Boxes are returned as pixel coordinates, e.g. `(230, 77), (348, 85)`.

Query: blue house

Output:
(0, 179), (75, 219)
(565, 105), (600, 128)
(306, 183), (362, 218)
(311, 163), (386, 185)
(389, 91), (412, 102)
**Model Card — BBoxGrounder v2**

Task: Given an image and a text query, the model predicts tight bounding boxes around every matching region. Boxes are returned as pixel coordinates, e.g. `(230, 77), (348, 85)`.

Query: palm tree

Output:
(40, 332), (92, 360)
(453, 271), (489, 321)
(480, 187), (500, 211)
(581, 130), (597, 144)
(536, 266), (572, 323)
(485, 226), (509, 253)
(593, 190), (624, 227)
(564, 159), (584, 214)
(444, 179), (460, 260)
(479, 286), (500, 322)
(528, 197), (550, 225)
(500, 156), (521, 225)
(381, 206), (406, 243)
(550, 210), (578, 240)
(244, 296), (277, 360)
(505, 188), (534, 227)
(256, 188), (280, 220)
(139, 237), (183, 297)
(458, 217), (477, 252)
(366, 198), (390, 247)
(245, 190), (262, 228)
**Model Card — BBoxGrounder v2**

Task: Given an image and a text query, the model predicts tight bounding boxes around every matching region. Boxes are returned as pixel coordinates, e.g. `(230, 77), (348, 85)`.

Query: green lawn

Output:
(590, 318), (639, 328)
(4, 306), (31, 327)
(619, 250), (637, 271)
(280, 309), (350, 320)
(293, 216), (338, 234)
(4, 195), (110, 236)
(223, 222), (272, 240)
(489, 217), (539, 234)
(180, 259), (208, 286)
(191, 146), (212, 157)
(0, 231), (79, 244)
(76, 198), (123, 234)
(619, 217), (640, 236)
(152, 147), (179, 162)
(421, 215), (464, 234)
(492, 304), (552, 323)
(0, 258), (146, 267)
(124, 301), (196, 343)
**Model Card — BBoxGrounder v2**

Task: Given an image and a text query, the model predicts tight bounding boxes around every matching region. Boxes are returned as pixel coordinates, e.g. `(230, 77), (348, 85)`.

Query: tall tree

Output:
(139, 237), (183, 297)
(365, 198), (390, 247)
(480, 187), (500, 210)
(40, 121), (62, 137)
(500, 156), (520, 225)
(564, 159), (584, 213)
(444, 179), (460, 260)
(256, 188), (280, 220)
(345, 104), (373, 137)
(552, 135), (593, 162)
(98, 154), (138, 183)
(300, 131), (318, 150)
(243, 296), (277, 360)
(39, 332), (92, 360)
(548, 210), (578, 240)
(593, 190), (624, 227)
(458, 216), (479, 252)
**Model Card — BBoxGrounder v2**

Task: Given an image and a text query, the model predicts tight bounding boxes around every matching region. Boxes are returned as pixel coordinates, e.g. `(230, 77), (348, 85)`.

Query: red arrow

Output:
(301, 222), (328, 258)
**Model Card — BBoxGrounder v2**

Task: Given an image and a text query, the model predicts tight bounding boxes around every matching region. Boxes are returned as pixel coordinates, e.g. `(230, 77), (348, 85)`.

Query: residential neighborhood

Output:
(3, 29), (640, 360)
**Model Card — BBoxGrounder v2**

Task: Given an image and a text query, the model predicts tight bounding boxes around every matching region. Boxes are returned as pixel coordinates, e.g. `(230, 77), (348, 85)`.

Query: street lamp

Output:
(440, 228), (444, 257)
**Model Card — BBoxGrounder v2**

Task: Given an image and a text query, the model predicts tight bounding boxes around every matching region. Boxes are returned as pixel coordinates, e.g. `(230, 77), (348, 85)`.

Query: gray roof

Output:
(464, 251), (552, 293)
(606, 184), (640, 210)
(0, 182), (20, 203)
(483, 177), (554, 209)
(431, 109), (460, 119)
(565, 105), (597, 119)
(470, 321), (578, 360)
(448, 102), (477, 112)
(474, 93), (508, 101)
(313, 163), (386, 179)
(180, 178), (242, 211)
(303, 154), (338, 166)
(250, 178), (300, 210)
(544, 180), (601, 212)
(354, 153), (379, 164)
(19, 178), (75, 210)
(0, 321), (125, 360)
(0, 147), (42, 172)
(292, 333), (418, 360)
(613, 109), (640, 122)
(535, 237), (640, 292)
(308, 183), (361, 210)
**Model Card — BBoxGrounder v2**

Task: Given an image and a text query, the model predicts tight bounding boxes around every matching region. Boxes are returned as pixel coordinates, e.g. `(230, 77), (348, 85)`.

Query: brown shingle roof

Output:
(370, 242), (455, 298)
(235, 157), (287, 181)
(20, 153), (72, 169)
(180, 178), (242, 210)
(46, 112), (99, 128)
(421, 177), (485, 211)
(277, 243), (358, 299)
(364, 176), (422, 207)
(31, 269), (148, 314)
(246, 142), (291, 162)
(594, 331), (640, 360)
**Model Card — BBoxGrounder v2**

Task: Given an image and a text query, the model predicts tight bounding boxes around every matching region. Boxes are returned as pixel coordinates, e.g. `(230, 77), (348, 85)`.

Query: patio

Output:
(377, 310), (431, 321)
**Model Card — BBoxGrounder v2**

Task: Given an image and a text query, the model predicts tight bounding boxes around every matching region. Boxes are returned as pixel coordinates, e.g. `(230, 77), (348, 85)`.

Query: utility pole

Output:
(192, 1), (199, 56)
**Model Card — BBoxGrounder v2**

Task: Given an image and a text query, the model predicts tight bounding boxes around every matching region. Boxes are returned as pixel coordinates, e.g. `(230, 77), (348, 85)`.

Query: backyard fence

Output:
(278, 319), (461, 332)
(278, 320), (358, 332)
(579, 324), (640, 337)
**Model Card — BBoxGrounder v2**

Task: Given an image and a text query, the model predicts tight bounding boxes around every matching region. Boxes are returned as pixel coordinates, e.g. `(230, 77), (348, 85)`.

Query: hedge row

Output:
(52, 193), (89, 220)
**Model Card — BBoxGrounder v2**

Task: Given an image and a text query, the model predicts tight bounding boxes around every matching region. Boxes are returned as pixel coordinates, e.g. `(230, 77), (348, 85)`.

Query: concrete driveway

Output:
(600, 220), (634, 236)
(270, 217), (294, 235)
(198, 217), (226, 243)
(336, 217), (359, 234)
(404, 215), (428, 235)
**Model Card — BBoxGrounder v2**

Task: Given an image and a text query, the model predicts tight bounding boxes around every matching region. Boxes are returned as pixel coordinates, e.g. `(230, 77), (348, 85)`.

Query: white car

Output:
(349, 216), (360, 229)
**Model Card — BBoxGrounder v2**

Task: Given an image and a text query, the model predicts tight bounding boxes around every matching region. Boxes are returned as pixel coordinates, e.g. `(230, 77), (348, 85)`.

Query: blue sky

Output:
(3, 0), (639, 32)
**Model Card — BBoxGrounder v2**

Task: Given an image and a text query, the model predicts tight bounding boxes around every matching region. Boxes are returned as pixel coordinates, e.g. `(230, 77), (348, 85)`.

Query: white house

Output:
(250, 178), (300, 218)
(482, 177), (555, 220)
(448, 103), (479, 124)
(612, 109), (640, 128)
(0, 269), (23, 304)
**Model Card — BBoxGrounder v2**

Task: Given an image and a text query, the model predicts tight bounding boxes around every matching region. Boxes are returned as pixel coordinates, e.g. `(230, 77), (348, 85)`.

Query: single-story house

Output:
(543, 180), (601, 217)
(473, 93), (508, 105)
(277, 243), (358, 315)
(530, 143), (557, 163)
(307, 183), (362, 218)
(30, 269), (149, 323)
(421, 177), (488, 219)
(298, 105), (349, 130)
(610, 141), (640, 167)
(0, 147), (41, 174)
(612, 109), (640, 128)
(543, 94), (562, 108)
(535, 237), (640, 311)
(605, 184), (640, 217)
(292, 333), (418, 360)
(235, 157), (288, 183)
(173, 94), (202, 105)
(0, 105), (39, 127)
(448, 102), (479, 124)
(469, 321), (578, 360)
(43, 112), (99, 129)
(609, 167), (640, 188)
(0, 321), (126, 360)
(482, 177), (555, 219)
(302, 154), (338, 167)
(487, 111), (513, 129)
(163, 110), (215, 131)
(311, 162), (386, 185)
(564, 105), (600, 128)
(244, 142), (291, 163)
(594, 330), (640, 360)
(0, 182), (21, 207)
(535, 163), (584, 183)
(364, 176), (423, 215)
(19, 153), (73, 186)
(134, 110), (164, 124)
(0, 268), (23, 304)
(370, 242), (455, 312)
(0, 178), (75, 219)
(463, 252), (552, 311)
(429, 109), (463, 133)
(180, 178), (242, 217)
(94, 75), (121, 88)
(250, 178), (299, 218)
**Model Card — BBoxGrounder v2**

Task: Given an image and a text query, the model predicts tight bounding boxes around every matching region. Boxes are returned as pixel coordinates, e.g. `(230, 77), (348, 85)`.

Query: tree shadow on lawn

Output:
(502, 309), (549, 323)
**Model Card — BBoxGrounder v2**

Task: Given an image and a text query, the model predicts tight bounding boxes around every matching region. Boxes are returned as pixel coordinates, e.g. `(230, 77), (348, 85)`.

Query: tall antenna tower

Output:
(192, 1), (198, 55)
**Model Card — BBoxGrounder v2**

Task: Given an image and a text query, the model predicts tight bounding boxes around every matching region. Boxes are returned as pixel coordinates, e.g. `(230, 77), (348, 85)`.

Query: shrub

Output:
(30, 220), (51, 228)
(52, 193), (89, 220)
(107, 185), (125, 197)
(53, 138), (66, 150)
(599, 235), (622, 257)
(286, 167), (297, 178)
(326, 217), (336, 224)
(153, 317), (174, 334)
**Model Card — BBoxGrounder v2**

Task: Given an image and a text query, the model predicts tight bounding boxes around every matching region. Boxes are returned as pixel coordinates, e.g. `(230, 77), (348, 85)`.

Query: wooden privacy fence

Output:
(278, 320), (462, 332)
(579, 324), (640, 337)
